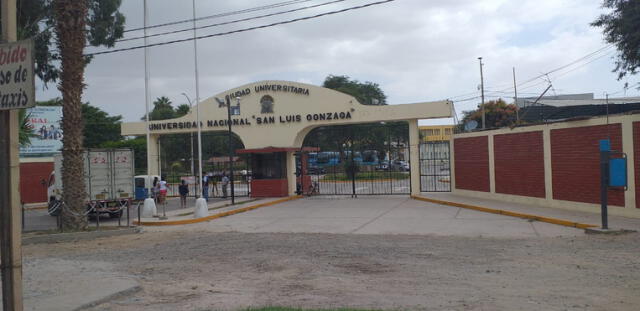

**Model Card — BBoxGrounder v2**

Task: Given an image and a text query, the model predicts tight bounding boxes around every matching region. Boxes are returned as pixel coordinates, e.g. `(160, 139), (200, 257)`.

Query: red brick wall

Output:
(494, 131), (545, 198)
(633, 122), (640, 209)
(551, 124), (624, 206)
(251, 179), (289, 197)
(20, 162), (54, 204)
(454, 136), (490, 192)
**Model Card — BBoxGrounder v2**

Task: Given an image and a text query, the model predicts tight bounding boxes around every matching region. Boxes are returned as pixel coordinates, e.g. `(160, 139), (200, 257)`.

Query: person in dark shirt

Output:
(178, 180), (189, 208)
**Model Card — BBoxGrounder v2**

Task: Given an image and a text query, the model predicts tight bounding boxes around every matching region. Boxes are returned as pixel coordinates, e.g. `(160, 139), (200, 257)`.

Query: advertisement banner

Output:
(19, 106), (63, 155)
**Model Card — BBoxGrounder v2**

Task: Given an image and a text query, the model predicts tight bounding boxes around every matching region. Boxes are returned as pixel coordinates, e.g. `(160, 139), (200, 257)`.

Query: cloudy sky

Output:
(37, 0), (640, 124)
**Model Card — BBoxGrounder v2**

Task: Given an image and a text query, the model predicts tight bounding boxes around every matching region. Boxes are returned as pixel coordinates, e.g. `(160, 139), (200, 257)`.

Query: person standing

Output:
(158, 175), (168, 205)
(178, 180), (189, 208)
(221, 172), (230, 199)
(152, 176), (159, 203)
(202, 174), (210, 202)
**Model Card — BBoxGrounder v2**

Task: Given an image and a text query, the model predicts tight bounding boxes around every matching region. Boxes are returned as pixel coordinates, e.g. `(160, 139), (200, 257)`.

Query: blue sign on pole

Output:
(599, 139), (611, 152)
(609, 157), (627, 187)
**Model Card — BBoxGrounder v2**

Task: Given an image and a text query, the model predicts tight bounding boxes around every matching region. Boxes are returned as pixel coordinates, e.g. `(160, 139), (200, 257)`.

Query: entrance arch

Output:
(122, 80), (452, 197)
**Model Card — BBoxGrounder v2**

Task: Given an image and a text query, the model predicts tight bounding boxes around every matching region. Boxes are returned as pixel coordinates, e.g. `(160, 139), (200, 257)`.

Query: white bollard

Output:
(142, 198), (157, 218)
(194, 197), (209, 218)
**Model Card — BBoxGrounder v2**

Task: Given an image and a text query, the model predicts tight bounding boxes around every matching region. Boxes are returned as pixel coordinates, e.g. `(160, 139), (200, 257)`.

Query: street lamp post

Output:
(181, 92), (196, 193)
(225, 96), (241, 204)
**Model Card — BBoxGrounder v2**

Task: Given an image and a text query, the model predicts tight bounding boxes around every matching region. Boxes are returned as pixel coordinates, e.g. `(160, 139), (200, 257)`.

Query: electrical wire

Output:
(124, 0), (316, 33)
(115, 0), (349, 44)
(86, 0), (395, 57)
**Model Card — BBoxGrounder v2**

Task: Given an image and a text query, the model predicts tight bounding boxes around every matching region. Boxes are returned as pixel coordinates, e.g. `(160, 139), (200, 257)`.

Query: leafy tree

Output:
(82, 103), (123, 147)
(0, 0), (125, 85)
(459, 99), (518, 130)
(592, 0), (640, 81)
(323, 75), (387, 105)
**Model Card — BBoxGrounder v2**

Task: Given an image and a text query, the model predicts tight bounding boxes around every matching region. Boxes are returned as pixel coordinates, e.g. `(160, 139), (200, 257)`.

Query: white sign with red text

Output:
(0, 39), (35, 110)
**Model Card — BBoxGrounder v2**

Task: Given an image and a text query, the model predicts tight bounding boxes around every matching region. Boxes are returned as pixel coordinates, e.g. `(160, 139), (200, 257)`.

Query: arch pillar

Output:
(147, 134), (160, 176)
(286, 151), (297, 196)
(409, 119), (421, 195)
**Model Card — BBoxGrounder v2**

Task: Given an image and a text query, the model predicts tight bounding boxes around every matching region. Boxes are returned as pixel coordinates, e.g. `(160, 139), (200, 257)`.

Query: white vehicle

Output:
(47, 149), (135, 218)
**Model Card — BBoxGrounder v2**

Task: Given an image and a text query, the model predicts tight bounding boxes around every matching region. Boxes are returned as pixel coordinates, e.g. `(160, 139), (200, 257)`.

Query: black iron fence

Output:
(419, 141), (451, 192)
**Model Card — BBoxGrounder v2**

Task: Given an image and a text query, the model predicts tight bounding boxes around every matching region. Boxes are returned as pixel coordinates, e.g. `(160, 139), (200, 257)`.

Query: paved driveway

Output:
(155, 195), (584, 237)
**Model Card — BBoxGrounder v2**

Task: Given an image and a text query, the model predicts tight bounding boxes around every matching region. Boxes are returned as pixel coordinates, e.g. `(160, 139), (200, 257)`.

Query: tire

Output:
(48, 200), (61, 217)
(110, 210), (123, 219)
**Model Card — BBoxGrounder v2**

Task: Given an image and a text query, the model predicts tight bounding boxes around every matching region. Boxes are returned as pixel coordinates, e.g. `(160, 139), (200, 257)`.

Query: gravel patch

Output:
(20, 230), (640, 311)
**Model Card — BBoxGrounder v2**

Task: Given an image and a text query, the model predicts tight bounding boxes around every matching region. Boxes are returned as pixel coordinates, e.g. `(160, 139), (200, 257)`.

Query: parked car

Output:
(375, 160), (389, 171)
(390, 160), (410, 171)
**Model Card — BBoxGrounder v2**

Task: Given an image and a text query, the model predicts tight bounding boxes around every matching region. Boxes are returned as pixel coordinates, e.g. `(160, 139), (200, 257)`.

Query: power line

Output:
(86, 0), (395, 57)
(124, 0), (315, 33)
(116, 0), (349, 44)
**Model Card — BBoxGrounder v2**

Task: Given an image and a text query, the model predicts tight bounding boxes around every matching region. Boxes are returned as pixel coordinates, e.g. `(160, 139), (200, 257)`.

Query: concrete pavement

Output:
(424, 192), (640, 231)
(148, 195), (590, 237)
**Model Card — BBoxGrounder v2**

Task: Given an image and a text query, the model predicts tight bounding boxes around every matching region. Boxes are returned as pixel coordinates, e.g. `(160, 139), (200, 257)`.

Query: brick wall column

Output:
(543, 128), (553, 200)
(622, 119), (636, 208)
(488, 134), (495, 193)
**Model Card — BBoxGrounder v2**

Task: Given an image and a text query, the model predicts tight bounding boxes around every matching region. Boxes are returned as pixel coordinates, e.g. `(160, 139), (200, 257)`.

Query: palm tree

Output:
(18, 109), (38, 147)
(54, 0), (89, 230)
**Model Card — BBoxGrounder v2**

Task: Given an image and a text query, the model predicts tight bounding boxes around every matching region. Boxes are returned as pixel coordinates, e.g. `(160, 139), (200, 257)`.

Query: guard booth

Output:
(237, 147), (318, 197)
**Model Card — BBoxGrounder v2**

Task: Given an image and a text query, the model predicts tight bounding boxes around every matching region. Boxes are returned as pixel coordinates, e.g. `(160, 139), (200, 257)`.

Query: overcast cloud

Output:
(36, 0), (640, 124)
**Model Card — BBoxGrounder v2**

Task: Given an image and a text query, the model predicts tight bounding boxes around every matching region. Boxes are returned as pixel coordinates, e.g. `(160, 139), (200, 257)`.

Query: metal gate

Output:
(163, 156), (251, 198)
(419, 141), (451, 192)
(302, 123), (411, 196)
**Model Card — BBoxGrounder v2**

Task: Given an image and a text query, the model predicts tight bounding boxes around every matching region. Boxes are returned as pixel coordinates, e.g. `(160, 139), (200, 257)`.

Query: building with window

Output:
(419, 125), (453, 142)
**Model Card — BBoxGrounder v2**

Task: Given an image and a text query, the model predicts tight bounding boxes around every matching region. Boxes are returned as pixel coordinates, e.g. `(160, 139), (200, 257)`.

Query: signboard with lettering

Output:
(0, 39), (35, 110)
(19, 106), (63, 156)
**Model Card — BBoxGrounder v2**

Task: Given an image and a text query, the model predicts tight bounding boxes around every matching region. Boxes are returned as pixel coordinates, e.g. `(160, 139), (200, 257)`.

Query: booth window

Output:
(251, 152), (286, 179)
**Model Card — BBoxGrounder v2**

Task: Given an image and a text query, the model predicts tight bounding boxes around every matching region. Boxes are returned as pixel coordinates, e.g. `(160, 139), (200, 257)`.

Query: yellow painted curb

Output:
(134, 195), (302, 226)
(411, 195), (598, 229)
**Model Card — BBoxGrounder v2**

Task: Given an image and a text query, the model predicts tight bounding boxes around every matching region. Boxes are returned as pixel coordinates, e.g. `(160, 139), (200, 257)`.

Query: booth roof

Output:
(236, 147), (320, 154)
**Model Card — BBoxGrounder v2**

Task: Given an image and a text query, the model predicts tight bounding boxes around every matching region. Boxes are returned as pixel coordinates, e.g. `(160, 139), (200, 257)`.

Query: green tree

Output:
(18, 109), (38, 147)
(175, 104), (191, 117)
(0, 0), (125, 84)
(323, 75), (387, 105)
(592, 0), (640, 81)
(142, 96), (177, 121)
(459, 99), (518, 130)
(82, 103), (123, 147)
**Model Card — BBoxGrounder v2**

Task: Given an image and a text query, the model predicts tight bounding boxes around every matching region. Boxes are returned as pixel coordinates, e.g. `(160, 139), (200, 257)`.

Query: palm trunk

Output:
(54, 0), (88, 230)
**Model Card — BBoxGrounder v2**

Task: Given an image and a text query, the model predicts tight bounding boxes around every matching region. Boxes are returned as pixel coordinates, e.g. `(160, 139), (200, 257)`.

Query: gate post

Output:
(408, 119), (421, 196)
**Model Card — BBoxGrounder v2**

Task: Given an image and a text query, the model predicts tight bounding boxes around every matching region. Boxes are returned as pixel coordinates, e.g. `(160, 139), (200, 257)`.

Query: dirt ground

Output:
(23, 229), (640, 311)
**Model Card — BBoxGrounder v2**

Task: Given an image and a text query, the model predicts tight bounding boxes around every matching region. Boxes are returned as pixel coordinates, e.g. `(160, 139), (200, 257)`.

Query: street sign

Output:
(0, 38), (35, 110)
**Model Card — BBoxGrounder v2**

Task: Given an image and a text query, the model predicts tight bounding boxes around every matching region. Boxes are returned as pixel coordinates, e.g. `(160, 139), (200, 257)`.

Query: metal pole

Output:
(513, 67), (519, 123)
(226, 97), (235, 204)
(1, 0), (24, 309)
(181, 93), (195, 186)
(143, 0), (153, 199)
(478, 57), (485, 129)
(600, 140), (610, 230)
(191, 0), (204, 199)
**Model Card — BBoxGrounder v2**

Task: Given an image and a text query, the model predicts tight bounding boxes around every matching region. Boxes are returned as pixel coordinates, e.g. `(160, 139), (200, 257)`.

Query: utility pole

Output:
(181, 93), (195, 183)
(1, 0), (24, 309)
(478, 57), (485, 129)
(513, 67), (519, 123)
(191, 0), (204, 200)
